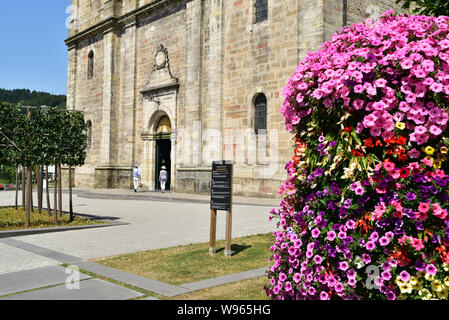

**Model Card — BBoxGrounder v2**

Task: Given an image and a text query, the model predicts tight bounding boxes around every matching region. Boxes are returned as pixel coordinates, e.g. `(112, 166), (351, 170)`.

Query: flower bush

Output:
(266, 11), (449, 300)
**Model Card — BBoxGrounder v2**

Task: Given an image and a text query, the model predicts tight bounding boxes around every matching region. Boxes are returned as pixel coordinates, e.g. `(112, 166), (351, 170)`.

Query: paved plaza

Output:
(0, 189), (278, 300)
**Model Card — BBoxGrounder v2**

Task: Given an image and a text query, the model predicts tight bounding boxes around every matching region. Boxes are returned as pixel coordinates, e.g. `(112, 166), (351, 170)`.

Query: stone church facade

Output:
(65, 0), (402, 197)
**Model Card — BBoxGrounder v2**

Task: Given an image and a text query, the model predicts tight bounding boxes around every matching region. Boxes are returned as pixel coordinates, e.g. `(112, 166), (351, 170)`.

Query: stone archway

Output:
(140, 44), (179, 191)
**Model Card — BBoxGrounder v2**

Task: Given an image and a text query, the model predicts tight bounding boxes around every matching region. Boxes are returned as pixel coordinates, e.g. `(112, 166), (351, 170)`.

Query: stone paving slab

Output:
(0, 278), (144, 300)
(0, 242), (60, 275)
(76, 261), (190, 297)
(180, 268), (268, 292)
(0, 265), (91, 297)
(0, 238), (81, 264)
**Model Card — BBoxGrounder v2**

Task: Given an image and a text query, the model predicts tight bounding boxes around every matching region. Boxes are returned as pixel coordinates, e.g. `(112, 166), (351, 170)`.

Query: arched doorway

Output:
(154, 116), (172, 190)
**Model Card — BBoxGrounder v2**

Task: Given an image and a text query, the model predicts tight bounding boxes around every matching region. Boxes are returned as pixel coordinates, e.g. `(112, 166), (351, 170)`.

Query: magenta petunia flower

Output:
(320, 291), (329, 300)
(399, 270), (411, 282)
(426, 264), (437, 275)
(379, 236), (390, 246)
(311, 228), (320, 238)
(313, 255), (323, 264)
(327, 230), (336, 241)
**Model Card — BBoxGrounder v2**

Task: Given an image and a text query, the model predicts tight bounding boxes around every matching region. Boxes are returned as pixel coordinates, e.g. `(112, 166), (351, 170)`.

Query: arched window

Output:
(86, 120), (92, 149)
(87, 51), (94, 79)
(254, 93), (267, 134)
(255, 0), (268, 23)
(156, 116), (172, 134)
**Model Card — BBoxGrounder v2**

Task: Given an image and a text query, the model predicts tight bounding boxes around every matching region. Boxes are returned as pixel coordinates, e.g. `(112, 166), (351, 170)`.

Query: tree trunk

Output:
(54, 165), (58, 225)
(46, 165), (52, 217)
(30, 170), (34, 213)
(25, 167), (32, 227)
(21, 167), (25, 208)
(69, 166), (73, 222)
(15, 166), (19, 210)
(58, 164), (62, 218)
(36, 165), (42, 214)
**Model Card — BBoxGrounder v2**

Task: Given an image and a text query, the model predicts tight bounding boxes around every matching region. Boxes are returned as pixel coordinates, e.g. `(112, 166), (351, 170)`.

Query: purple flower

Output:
(405, 192), (417, 201)
(314, 168), (324, 177)
(385, 291), (396, 300)
(311, 228), (321, 238)
(414, 261), (426, 272)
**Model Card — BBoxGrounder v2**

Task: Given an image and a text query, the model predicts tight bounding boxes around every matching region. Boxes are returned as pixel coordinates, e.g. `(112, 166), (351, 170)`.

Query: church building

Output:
(65, 0), (402, 197)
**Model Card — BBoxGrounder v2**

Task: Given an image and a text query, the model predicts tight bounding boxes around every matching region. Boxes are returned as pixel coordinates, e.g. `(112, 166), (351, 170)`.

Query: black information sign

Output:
(210, 160), (233, 211)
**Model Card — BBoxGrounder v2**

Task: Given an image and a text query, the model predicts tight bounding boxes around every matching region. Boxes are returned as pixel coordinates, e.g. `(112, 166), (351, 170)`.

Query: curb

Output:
(0, 221), (129, 239)
(74, 190), (279, 208)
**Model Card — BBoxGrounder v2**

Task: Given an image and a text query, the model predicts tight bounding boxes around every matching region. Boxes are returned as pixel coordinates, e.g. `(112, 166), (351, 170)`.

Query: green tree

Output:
(396, 0), (449, 16)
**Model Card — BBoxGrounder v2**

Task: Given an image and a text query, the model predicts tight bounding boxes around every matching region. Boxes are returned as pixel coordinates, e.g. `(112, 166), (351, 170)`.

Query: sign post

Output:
(210, 160), (233, 257)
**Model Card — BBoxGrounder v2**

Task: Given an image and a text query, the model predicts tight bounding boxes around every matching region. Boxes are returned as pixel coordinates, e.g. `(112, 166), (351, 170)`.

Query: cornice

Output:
(65, 0), (182, 47)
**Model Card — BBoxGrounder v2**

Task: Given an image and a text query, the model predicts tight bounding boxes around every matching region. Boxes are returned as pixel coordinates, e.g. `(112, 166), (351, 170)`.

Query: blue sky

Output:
(0, 0), (72, 95)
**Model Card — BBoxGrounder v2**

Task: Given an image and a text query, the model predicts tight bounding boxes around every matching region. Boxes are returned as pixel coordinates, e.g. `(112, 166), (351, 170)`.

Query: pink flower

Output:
(327, 230), (336, 241)
(407, 148), (420, 159)
(320, 291), (329, 300)
(430, 82), (443, 93)
(365, 241), (376, 251)
(313, 255), (323, 264)
(311, 228), (320, 238)
(414, 125), (427, 135)
(411, 238), (425, 251)
(400, 59), (414, 69)
(429, 125), (442, 136)
(418, 203), (430, 214)
(399, 270), (411, 283)
(426, 264), (437, 275)
(379, 236), (390, 246)
(383, 161), (395, 171)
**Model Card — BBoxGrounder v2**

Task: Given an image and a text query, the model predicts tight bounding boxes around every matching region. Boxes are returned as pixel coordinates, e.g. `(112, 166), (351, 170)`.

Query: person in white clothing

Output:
(159, 166), (168, 193)
(133, 165), (141, 192)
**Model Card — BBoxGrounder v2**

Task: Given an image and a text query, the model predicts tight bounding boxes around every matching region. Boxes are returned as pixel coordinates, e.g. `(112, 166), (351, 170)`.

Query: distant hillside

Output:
(0, 88), (66, 109)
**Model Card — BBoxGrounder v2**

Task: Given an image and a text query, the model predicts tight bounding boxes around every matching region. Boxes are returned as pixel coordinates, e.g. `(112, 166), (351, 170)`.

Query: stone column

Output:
(120, 16), (138, 167)
(324, 0), (345, 42)
(297, 0), (325, 60)
(184, 0), (203, 166)
(100, 26), (117, 165)
(141, 134), (155, 190)
(202, 0), (224, 165)
(170, 130), (177, 188)
(66, 44), (77, 111)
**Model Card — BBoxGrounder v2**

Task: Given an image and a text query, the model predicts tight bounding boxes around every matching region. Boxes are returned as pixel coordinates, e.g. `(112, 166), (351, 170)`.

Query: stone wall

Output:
(67, 0), (403, 197)
(346, 0), (404, 25)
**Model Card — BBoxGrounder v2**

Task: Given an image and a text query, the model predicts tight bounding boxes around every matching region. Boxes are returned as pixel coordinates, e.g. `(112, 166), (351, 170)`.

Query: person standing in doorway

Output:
(133, 165), (141, 192)
(159, 166), (167, 193)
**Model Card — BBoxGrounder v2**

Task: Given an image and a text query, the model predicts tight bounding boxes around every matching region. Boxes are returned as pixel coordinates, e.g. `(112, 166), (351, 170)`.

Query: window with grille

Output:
(255, 0), (268, 23)
(87, 51), (94, 79)
(254, 94), (267, 134)
(86, 120), (92, 149)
